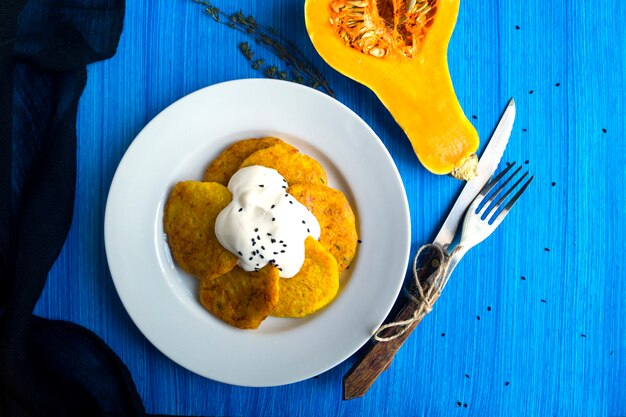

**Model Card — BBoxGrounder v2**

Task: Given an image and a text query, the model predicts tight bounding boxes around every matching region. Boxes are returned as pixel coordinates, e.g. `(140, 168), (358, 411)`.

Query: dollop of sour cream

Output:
(215, 166), (321, 278)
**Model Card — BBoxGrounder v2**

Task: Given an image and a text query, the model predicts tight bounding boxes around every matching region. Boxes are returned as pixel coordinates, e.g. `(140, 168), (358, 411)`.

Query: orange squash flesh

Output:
(304, 0), (479, 178)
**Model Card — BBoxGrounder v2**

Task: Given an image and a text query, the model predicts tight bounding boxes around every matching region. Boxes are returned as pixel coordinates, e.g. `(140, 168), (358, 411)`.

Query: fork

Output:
(441, 161), (534, 281)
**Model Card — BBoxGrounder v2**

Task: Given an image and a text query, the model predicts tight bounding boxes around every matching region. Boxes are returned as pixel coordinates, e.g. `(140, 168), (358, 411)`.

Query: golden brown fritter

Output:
(240, 144), (328, 186)
(272, 237), (339, 318)
(289, 184), (358, 272)
(203, 137), (295, 185)
(199, 265), (280, 329)
(163, 181), (238, 279)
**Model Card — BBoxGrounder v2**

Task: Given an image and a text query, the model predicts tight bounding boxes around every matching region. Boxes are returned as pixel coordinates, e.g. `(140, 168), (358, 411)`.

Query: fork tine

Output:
(485, 171), (529, 219)
(474, 162), (517, 214)
(489, 175), (535, 224)
(476, 166), (523, 214)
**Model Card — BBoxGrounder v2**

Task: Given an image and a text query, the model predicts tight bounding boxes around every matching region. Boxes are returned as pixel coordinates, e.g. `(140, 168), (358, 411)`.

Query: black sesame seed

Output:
(271, 239), (276, 243)
(255, 268), (259, 272)
(307, 228), (310, 233)
(522, 128), (527, 132)
(284, 194), (288, 197)
(267, 233), (272, 236)
(272, 218), (275, 221)
(472, 115), (477, 120)
(610, 351), (614, 356)
(281, 250), (285, 253)
(279, 268), (283, 271)
(515, 25), (520, 30)
(283, 244), (287, 247)
(282, 186), (286, 189)
(289, 200), (293, 204)
(465, 374), (470, 379)
(505, 381), (510, 386)
(456, 401), (462, 408)
(487, 306), (492, 311)
(256, 263), (259, 267)
(529, 90), (534, 94)
(521, 276), (526, 280)
(271, 204), (275, 209)
(463, 403), (468, 408)
(249, 257), (253, 261)
(257, 235), (261, 240)
(581, 334), (587, 338)
(254, 228), (259, 232)
(261, 246), (265, 250)
(441, 332), (445, 337)
(541, 299), (547, 303)
(602, 128), (607, 133)
(252, 242), (256, 246)
(357, 240), (362, 244)
(283, 179), (286, 182)
(237, 251), (243, 256)
(544, 248), (550, 252)
(524, 160), (529, 164)
(273, 252), (278, 255)
(260, 254), (264, 259)
(555, 82), (560, 87)
(259, 184), (264, 187)
(476, 315), (481, 320)
(238, 208), (243, 212)
(279, 240), (283, 243)
(302, 220), (306, 224)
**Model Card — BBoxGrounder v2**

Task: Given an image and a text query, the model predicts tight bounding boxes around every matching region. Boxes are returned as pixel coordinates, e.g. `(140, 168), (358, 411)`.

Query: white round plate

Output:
(104, 79), (410, 387)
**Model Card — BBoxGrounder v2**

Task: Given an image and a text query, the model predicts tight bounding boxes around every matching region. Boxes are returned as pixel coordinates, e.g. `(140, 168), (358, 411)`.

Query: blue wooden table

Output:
(35, 0), (625, 415)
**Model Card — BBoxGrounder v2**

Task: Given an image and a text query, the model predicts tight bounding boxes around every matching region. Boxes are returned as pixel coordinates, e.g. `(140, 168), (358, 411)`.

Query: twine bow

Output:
(374, 243), (463, 342)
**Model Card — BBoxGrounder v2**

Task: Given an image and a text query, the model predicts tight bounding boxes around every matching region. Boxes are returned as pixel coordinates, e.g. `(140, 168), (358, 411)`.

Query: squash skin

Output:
(304, 0), (478, 177)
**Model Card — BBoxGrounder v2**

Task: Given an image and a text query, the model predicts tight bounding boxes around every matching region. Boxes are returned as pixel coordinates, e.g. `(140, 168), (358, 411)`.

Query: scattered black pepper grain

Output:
(544, 248), (550, 252)
(581, 334), (587, 338)
(515, 25), (520, 30)
(521, 276), (526, 280)
(472, 115), (477, 120)
(505, 381), (510, 386)
(487, 306), (492, 311)
(602, 128), (607, 133)
(552, 182), (556, 187)
(529, 90), (534, 94)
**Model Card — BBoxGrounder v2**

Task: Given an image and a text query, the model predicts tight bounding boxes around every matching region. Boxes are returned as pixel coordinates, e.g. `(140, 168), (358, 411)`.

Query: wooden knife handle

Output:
(342, 246), (442, 400)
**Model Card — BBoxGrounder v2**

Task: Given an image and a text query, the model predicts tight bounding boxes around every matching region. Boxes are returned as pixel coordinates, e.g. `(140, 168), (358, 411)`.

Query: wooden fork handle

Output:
(342, 299), (424, 400)
(343, 246), (443, 400)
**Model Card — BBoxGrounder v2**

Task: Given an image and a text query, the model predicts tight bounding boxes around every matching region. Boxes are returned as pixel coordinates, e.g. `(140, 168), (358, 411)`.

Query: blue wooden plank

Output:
(33, 0), (625, 415)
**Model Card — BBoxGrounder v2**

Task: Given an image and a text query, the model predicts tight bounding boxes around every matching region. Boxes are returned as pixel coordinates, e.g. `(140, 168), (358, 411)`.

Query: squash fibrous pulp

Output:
(306, 0), (479, 180)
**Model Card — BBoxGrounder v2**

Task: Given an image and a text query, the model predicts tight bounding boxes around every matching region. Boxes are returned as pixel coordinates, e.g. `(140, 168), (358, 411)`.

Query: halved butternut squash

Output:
(305, 0), (478, 179)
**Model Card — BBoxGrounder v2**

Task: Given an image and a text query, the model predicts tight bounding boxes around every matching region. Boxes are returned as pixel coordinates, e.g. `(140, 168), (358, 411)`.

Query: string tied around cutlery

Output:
(374, 243), (463, 342)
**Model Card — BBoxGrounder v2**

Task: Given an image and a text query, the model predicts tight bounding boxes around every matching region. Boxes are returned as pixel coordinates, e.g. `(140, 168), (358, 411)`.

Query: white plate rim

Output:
(104, 78), (411, 387)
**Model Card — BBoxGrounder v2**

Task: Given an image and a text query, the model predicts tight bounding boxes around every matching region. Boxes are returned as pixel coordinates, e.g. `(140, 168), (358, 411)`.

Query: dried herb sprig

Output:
(193, 0), (334, 96)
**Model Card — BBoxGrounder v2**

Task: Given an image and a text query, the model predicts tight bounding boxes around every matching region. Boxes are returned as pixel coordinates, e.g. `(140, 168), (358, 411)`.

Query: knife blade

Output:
(342, 98), (516, 400)
(435, 98), (516, 248)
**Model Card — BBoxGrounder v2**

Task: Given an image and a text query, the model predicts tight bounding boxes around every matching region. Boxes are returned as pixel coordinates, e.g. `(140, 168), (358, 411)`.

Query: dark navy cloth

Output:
(0, 1), (182, 416)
